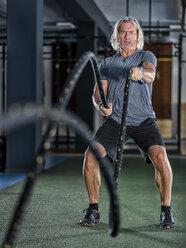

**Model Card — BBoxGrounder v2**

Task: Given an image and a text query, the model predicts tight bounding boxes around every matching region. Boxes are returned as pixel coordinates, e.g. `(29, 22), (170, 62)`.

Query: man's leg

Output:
(80, 143), (107, 226)
(148, 145), (172, 206)
(148, 145), (175, 229)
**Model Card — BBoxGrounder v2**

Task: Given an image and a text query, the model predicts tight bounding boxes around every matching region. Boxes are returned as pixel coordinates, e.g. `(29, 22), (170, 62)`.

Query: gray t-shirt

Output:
(99, 49), (157, 126)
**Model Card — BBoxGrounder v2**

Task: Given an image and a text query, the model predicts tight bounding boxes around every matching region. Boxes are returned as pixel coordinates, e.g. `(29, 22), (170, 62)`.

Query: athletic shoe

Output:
(160, 209), (176, 229)
(80, 207), (100, 226)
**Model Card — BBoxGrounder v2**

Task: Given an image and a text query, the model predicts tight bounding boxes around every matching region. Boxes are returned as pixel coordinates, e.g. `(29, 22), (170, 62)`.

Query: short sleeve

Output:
(99, 59), (108, 80)
(142, 51), (157, 68)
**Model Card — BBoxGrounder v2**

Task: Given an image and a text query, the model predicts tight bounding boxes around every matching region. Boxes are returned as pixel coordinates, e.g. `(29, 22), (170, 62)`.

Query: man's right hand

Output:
(99, 102), (112, 116)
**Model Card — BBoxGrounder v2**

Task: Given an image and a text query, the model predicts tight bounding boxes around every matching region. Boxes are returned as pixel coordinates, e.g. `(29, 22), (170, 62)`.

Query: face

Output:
(118, 22), (138, 51)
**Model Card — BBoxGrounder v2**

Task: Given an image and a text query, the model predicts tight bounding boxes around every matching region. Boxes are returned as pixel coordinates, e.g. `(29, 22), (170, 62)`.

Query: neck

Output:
(120, 47), (136, 57)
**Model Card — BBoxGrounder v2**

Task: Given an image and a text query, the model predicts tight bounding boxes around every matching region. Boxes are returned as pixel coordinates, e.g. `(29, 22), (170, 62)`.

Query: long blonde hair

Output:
(110, 16), (144, 50)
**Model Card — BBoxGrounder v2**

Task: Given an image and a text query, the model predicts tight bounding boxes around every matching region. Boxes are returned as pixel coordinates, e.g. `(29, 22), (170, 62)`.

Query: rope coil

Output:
(1, 51), (120, 247)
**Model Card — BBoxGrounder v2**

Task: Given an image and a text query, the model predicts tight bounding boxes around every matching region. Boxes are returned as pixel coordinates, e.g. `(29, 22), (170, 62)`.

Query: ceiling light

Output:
(56, 22), (76, 29)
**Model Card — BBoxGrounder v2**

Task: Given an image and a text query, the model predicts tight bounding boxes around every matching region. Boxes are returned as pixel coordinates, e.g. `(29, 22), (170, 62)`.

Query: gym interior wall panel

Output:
(181, 39), (186, 139)
(144, 43), (172, 138)
(6, 0), (43, 173)
(0, 46), (2, 117)
(181, 39), (186, 103)
(76, 21), (95, 151)
(171, 45), (178, 138)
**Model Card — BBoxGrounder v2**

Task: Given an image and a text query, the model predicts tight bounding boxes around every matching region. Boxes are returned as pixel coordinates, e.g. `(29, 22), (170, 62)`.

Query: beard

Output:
(119, 40), (137, 51)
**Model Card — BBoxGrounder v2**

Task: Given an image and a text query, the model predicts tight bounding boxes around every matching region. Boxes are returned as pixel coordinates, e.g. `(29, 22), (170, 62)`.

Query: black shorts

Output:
(93, 117), (165, 164)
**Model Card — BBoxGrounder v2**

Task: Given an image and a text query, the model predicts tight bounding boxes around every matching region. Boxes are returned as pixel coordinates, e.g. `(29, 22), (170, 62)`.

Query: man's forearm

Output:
(92, 80), (108, 111)
(92, 95), (102, 111)
(131, 64), (156, 84)
(142, 68), (155, 84)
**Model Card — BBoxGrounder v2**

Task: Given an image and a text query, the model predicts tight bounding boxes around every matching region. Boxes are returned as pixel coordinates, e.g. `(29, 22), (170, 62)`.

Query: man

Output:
(80, 16), (175, 229)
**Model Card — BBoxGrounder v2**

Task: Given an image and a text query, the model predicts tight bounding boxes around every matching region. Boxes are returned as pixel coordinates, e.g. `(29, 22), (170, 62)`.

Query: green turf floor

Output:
(0, 156), (186, 247)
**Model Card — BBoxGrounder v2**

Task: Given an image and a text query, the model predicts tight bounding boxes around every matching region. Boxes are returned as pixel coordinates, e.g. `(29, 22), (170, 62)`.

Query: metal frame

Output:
(177, 32), (186, 153)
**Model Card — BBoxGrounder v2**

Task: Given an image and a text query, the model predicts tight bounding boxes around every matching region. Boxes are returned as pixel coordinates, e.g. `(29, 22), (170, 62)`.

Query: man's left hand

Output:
(130, 67), (143, 81)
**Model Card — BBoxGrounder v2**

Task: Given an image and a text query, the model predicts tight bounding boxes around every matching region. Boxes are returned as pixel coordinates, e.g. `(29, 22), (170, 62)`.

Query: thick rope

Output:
(108, 70), (132, 232)
(60, 51), (109, 109)
(1, 52), (119, 247)
(113, 70), (132, 186)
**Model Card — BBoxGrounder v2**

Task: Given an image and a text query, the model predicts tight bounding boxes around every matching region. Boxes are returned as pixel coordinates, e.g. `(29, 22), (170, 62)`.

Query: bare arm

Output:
(141, 61), (156, 83)
(92, 80), (108, 110)
(131, 61), (156, 84)
(92, 80), (112, 116)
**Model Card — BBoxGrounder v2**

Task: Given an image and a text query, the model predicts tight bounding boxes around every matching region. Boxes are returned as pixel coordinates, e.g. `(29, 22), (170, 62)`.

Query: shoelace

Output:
(83, 208), (93, 218)
(163, 210), (175, 222)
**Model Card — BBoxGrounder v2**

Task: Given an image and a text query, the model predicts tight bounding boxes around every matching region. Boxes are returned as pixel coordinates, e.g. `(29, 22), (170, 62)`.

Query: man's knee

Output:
(156, 150), (168, 166)
(83, 143), (107, 172)
(85, 143), (106, 161)
(84, 148), (95, 165)
(83, 148), (98, 174)
(149, 145), (169, 168)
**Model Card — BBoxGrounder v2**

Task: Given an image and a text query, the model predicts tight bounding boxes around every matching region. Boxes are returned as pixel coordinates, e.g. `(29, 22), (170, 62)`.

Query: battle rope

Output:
(108, 70), (132, 232)
(1, 51), (119, 247)
(60, 51), (109, 109)
(113, 70), (132, 186)
(1, 108), (119, 247)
